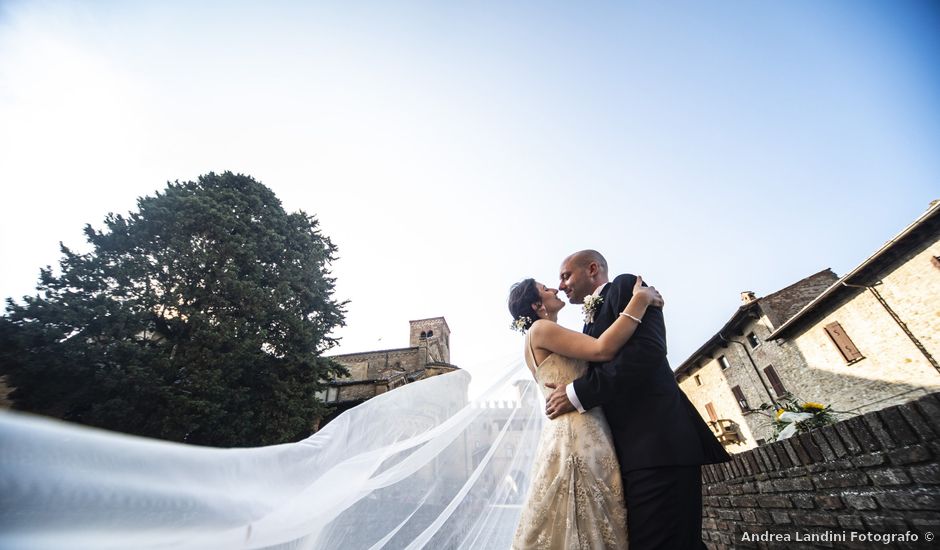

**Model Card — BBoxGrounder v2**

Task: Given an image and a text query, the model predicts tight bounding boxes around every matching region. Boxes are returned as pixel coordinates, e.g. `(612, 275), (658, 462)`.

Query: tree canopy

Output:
(0, 172), (347, 446)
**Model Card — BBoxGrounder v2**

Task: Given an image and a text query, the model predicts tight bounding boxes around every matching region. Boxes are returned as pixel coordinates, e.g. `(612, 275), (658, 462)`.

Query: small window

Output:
(705, 402), (718, 422)
(326, 386), (339, 402)
(731, 385), (749, 411)
(427, 330), (434, 337)
(694, 375), (702, 386)
(718, 355), (731, 370)
(764, 365), (787, 397)
(419, 331), (427, 339)
(746, 331), (760, 348)
(824, 322), (864, 363)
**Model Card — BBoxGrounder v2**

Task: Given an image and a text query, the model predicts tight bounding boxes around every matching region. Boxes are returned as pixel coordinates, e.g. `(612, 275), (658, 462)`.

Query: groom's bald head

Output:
(558, 250), (609, 304)
(565, 250), (608, 275)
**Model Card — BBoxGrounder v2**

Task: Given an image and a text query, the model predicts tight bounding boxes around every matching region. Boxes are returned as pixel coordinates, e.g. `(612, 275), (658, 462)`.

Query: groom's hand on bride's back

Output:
(543, 383), (575, 419)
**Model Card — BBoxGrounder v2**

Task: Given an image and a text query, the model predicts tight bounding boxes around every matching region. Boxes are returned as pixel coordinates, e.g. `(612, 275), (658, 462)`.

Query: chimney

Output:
(740, 291), (757, 304)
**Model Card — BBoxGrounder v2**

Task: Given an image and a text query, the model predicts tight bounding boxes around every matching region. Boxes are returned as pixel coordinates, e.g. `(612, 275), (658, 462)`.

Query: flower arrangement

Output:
(761, 397), (837, 440)
(511, 316), (532, 333)
(582, 295), (604, 324)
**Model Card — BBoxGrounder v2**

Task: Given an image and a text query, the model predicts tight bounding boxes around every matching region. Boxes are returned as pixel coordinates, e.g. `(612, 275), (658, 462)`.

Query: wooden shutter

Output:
(764, 365), (787, 397)
(705, 402), (718, 422)
(824, 321), (863, 362)
(731, 386), (749, 411)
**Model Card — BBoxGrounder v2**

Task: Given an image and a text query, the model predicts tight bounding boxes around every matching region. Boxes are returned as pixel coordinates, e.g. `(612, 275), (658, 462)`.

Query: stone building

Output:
(766, 200), (940, 417)
(677, 200), (940, 453)
(676, 270), (839, 449)
(317, 316), (460, 428)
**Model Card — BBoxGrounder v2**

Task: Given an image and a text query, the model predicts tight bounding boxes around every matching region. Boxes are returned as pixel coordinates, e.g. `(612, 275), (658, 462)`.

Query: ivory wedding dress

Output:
(511, 332), (628, 549)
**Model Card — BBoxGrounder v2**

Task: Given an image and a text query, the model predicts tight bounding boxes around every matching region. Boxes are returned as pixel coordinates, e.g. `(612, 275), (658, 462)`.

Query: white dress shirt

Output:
(566, 282), (609, 413)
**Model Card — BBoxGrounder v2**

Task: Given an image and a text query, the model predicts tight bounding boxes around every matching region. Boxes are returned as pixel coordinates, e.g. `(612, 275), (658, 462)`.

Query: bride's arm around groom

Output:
(570, 272), (668, 412)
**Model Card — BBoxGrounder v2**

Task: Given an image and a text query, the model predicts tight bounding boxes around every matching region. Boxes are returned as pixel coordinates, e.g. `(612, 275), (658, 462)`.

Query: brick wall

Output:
(702, 392), (940, 549)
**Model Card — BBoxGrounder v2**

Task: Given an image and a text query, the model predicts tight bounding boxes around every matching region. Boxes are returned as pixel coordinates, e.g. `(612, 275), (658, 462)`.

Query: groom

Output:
(545, 250), (730, 550)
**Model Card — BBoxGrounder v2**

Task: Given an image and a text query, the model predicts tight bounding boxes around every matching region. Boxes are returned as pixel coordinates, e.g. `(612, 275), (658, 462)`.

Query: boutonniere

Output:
(582, 295), (604, 324)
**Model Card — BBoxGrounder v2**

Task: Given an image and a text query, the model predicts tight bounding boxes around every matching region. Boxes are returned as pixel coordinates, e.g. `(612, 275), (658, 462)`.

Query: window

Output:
(746, 331), (760, 348)
(427, 330), (434, 337)
(326, 386), (339, 402)
(824, 321), (864, 363)
(705, 402), (718, 422)
(718, 355), (731, 370)
(731, 385), (749, 411)
(764, 365), (787, 397)
(694, 375), (702, 386)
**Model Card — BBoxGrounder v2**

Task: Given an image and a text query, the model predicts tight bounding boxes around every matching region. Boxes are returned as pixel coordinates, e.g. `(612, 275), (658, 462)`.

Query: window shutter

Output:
(731, 385), (749, 411)
(824, 321), (863, 362)
(764, 365), (787, 397)
(705, 402), (718, 422)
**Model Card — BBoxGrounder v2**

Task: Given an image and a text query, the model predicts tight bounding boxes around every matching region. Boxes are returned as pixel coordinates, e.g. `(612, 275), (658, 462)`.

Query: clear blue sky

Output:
(1, 0), (937, 387)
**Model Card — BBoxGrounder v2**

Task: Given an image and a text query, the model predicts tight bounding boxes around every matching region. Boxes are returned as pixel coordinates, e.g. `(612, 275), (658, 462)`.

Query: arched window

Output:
(420, 331), (427, 339)
(427, 330), (434, 338)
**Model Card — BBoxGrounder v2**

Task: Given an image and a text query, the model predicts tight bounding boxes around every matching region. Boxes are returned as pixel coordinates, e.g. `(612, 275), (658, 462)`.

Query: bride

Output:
(507, 276), (662, 549)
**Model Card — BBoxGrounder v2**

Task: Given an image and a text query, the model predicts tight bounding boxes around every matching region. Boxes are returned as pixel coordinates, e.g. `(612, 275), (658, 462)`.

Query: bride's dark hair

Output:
(508, 278), (540, 331)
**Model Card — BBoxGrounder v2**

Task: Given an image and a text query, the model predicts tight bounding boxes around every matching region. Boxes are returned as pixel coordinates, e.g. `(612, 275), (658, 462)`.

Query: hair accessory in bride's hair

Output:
(582, 294), (604, 324)
(508, 278), (539, 333)
(511, 316), (532, 333)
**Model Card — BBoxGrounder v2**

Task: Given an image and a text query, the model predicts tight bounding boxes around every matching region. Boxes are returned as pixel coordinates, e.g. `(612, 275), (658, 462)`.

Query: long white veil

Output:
(0, 357), (544, 549)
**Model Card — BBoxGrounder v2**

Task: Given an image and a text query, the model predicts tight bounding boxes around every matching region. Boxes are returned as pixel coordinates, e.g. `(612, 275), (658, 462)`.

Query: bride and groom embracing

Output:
(508, 250), (731, 549)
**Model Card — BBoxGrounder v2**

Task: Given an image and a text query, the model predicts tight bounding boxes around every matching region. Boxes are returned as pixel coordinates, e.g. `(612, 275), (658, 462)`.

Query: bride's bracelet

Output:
(619, 312), (642, 324)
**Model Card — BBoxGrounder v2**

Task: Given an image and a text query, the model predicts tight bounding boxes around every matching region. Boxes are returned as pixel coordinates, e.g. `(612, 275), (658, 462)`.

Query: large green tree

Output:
(0, 172), (347, 446)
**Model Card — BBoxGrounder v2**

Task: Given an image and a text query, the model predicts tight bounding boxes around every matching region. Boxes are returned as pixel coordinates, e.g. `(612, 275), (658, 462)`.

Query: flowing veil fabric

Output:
(0, 357), (544, 549)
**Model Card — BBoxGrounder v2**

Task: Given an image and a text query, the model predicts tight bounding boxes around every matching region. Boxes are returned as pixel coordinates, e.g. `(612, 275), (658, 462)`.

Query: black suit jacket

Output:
(572, 274), (730, 473)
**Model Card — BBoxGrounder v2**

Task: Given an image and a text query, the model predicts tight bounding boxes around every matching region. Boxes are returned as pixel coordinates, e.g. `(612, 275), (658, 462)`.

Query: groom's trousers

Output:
(623, 465), (706, 550)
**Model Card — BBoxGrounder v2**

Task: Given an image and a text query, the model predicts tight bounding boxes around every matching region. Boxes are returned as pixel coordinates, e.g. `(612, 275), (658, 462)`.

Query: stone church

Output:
(316, 316), (460, 428)
(677, 200), (940, 452)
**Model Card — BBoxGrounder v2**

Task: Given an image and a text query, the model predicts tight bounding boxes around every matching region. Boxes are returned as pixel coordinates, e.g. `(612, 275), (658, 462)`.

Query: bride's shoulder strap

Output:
(523, 330), (538, 369)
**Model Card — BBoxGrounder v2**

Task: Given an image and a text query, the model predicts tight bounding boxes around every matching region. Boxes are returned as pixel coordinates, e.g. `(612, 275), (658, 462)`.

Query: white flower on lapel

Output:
(582, 295), (604, 324)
